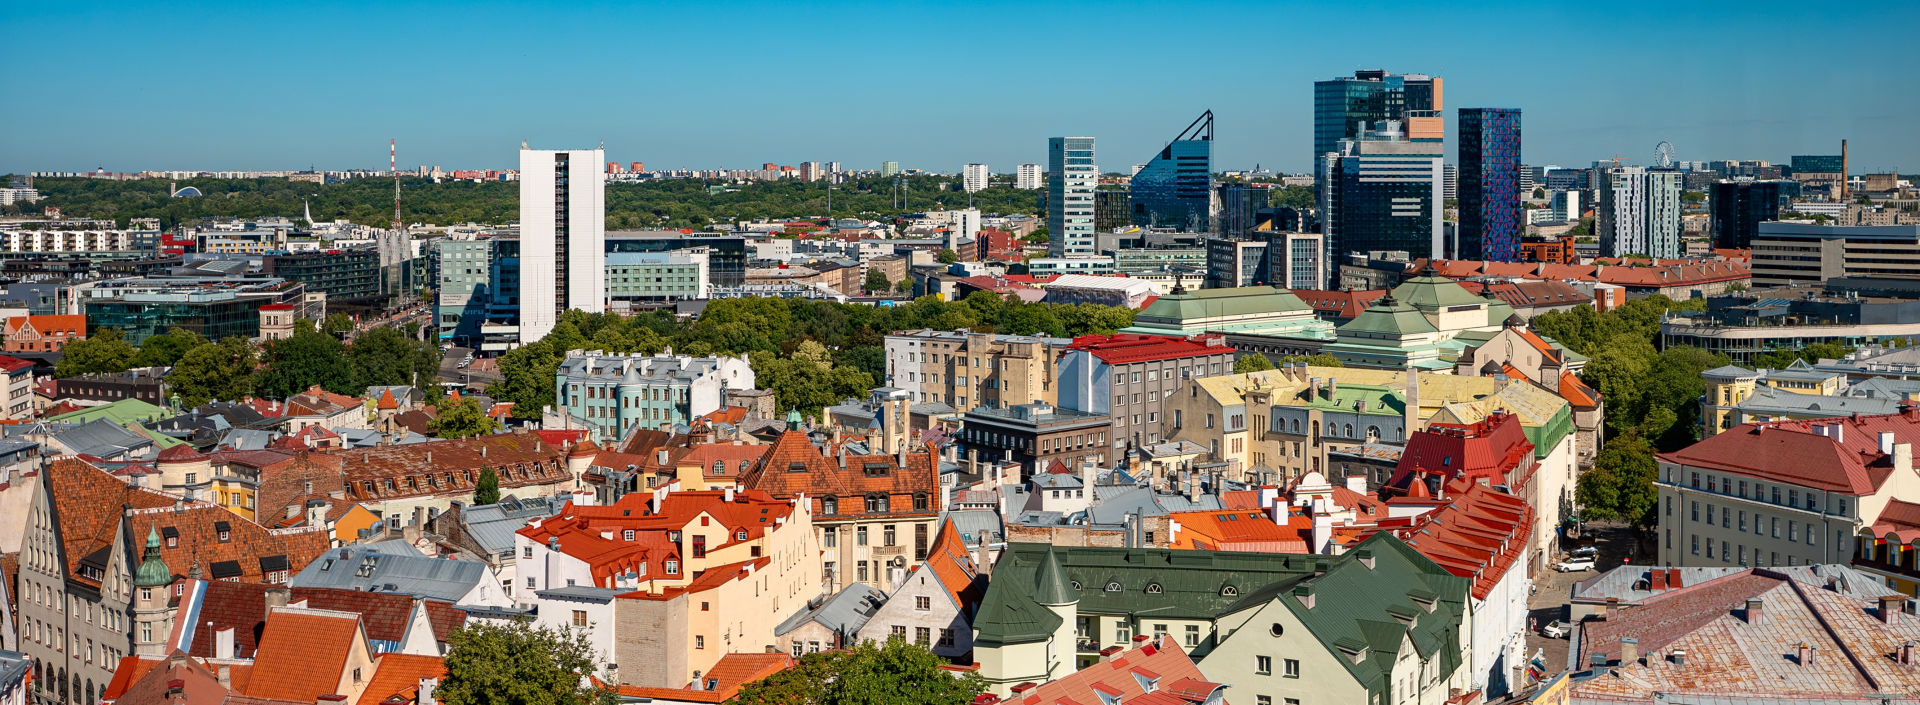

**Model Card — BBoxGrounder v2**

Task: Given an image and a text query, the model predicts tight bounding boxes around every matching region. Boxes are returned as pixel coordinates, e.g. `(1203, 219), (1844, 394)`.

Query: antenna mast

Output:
(391, 139), (403, 231)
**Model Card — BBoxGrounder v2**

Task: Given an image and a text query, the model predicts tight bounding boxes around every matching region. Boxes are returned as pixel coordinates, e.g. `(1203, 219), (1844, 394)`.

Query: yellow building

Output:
(156, 445), (261, 522)
(1701, 360), (1890, 437)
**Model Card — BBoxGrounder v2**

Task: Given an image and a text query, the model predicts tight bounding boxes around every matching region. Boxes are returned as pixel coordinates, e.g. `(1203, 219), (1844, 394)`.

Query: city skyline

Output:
(3, 2), (1916, 174)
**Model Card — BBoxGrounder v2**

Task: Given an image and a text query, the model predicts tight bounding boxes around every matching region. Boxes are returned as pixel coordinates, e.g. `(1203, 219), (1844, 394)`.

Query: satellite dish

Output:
(1655, 141), (1676, 169)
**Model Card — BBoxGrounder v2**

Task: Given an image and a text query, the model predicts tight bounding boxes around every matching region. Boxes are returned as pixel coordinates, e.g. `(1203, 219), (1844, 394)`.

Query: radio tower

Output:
(390, 139), (403, 232)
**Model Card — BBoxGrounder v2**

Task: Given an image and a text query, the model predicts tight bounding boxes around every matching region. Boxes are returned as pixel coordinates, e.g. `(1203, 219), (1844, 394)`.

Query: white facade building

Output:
(1048, 137), (1098, 258)
(1599, 166), (1683, 259)
(1016, 163), (1043, 190)
(519, 145), (607, 344)
(963, 163), (990, 193)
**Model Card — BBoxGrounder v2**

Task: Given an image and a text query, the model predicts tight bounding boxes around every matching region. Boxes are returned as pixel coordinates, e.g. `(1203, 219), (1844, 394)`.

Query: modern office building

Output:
(1321, 121), (1445, 262)
(1214, 182), (1269, 239)
(518, 145), (606, 344)
(1749, 223), (1920, 286)
(609, 231), (746, 288)
(1015, 163), (1042, 190)
(260, 248), (382, 304)
(1710, 180), (1787, 249)
(1550, 190), (1581, 223)
(605, 250), (710, 310)
(1598, 166), (1683, 258)
(881, 161), (901, 177)
(82, 276), (309, 345)
(1129, 111), (1215, 231)
(435, 238), (500, 344)
(963, 163), (990, 193)
(1048, 137), (1098, 257)
(1093, 189), (1131, 233)
(1312, 69), (1443, 167)
(1458, 108), (1523, 261)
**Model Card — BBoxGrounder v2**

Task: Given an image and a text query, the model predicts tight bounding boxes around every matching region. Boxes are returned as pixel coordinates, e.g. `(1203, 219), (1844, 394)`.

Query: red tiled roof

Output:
(337, 431), (572, 502)
(355, 654), (447, 705)
(619, 557), (771, 600)
(1390, 413), (1537, 494)
(1657, 412), (1920, 495)
(245, 608), (362, 702)
(46, 458), (180, 586)
(1065, 333), (1231, 365)
(376, 390), (400, 410)
(614, 652), (794, 702)
(1870, 499), (1920, 543)
(739, 431), (939, 519)
(1165, 508), (1311, 553)
(1008, 636), (1219, 705)
(1292, 289), (1387, 319)
(1559, 371), (1601, 408)
(920, 518), (985, 613)
(695, 406), (750, 426)
(0, 355), (34, 373)
(5, 314), (85, 337)
(181, 580), (466, 659)
(158, 443), (211, 462)
(517, 489), (794, 586)
(680, 442), (771, 479)
(1394, 478), (1532, 601)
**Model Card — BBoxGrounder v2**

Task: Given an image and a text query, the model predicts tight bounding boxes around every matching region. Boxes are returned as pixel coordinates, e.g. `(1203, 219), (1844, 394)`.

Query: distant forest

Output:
(6, 173), (1045, 230)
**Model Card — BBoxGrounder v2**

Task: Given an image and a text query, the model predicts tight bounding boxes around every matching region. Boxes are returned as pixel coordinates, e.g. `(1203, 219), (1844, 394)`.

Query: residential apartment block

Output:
(1057, 333), (1234, 452)
(884, 330), (1069, 410)
(554, 351), (756, 442)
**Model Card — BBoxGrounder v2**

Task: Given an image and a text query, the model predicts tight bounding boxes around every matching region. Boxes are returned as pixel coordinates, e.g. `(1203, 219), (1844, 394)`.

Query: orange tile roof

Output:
(376, 390), (400, 410)
(5, 314), (85, 337)
(921, 518), (985, 612)
(619, 557), (771, 600)
(1392, 478), (1532, 600)
(695, 406), (750, 426)
(1065, 333), (1231, 365)
(516, 489), (795, 586)
(1003, 636), (1220, 705)
(615, 652), (794, 702)
(1559, 370), (1601, 408)
(680, 442), (771, 479)
(46, 457), (179, 586)
(355, 654), (447, 705)
(337, 431), (571, 502)
(1164, 508), (1311, 553)
(245, 608), (363, 702)
(285, 385), (365, 417)
(739, 432), (939, 520)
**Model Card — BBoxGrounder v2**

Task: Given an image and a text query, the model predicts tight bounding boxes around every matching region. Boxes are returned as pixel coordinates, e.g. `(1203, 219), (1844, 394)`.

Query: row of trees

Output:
(57, 322), (440, 408)
(23, 174), (1043, 230)
(489, 292), (1138, 420)
(436, 619), (981, 705)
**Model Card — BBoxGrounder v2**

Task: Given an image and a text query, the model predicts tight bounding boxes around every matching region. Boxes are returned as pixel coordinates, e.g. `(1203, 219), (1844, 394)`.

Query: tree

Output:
(132, 328), (208, 368)
(1022, 228), (1050, 243)
(937, 249), (959, 264)
(1567, 217), (1595, 237)
(322, 313), (356, 338)
(258, 327), (354, 399)
(473, 467), (501, 506)
(732, 638), (984, 705)
(57, 328), (139, 377)
(1532, 187), (1547, 199)
(1575, 436), (1660, 528)
(894, 278), (914, 294)
(489, 340), (563, 419)
(167, 338), (259, 407)
(1234, 353), (1274, 373)
(1277, 353), (1343, 367)
(433, 395), (500, 439)
(351, 326), (439, 391)
(864, 268), (891, 294)
(1681, 190), (1707, 204)
(437, 620), (613, 705)
(1270, 185), (1314, 210)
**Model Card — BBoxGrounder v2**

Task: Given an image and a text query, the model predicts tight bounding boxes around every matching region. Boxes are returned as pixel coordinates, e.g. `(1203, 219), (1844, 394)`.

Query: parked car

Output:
(1569, 545), (1598, 558)
(1555, 557), (1596, 572)
(1541, 620), (1569, 638)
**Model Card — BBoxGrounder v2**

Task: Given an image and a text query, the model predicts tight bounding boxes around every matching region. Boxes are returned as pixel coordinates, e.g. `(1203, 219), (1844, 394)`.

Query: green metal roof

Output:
(134, 528), (171, 588)
(1290, 384), (1406, 416)
(1389, 274), (1492, 311)
(1132, 286), (1314, 325)
(45, 398), (172, 426)
(1335, 298), (1440, 337)
(1271, 533), (1470, 696)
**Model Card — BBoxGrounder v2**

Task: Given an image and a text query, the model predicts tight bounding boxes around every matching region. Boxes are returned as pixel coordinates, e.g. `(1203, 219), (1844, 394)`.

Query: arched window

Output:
(1106, 581), (1123, 592)
(1343, 423), (1353, 437)
(1145, 583), (1163, 594)
(1291, 419), (1300, 434)
(1070, 580), (1083, 590)
(1220, 585), (1239, 596)
(1366, 426), (1380, 442)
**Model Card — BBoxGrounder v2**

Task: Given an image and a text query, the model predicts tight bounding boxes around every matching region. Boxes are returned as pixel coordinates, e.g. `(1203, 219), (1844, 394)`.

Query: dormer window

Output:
(623, 530), (635, 541)
(1105, 582), (1123, 592)
(1220, 585), (1239, 596)
(1145, 583), (1163, 594)
(665, 560), (679, 575)
(736, 530), (747, 541)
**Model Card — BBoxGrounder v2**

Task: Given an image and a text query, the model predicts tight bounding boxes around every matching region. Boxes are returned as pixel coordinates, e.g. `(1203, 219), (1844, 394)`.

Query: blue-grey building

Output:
(1129, 111), (1214, 231)
(1458, 108), (1523, 261)
(1047, 137), (1098, 257)
(1710, 180), (1788, 249)
(553, 351), (757, 441)
(1321, 121), (1445, 262)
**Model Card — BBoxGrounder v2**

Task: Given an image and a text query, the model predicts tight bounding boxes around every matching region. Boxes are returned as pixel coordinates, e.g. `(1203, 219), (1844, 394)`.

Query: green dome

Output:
(134, 527), (171, 588)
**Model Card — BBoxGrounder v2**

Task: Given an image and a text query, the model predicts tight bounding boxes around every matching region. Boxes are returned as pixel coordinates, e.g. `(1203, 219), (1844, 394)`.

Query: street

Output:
(1521, 522), (1641, 672)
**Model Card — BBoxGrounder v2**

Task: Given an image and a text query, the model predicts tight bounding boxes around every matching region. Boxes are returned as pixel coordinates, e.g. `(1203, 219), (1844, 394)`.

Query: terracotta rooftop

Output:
(991, 635), (1221, 705)
(1064, 333), (1231, 365)
(177, 580), (466, 659)
(1388, 413), (1536, 496)
(337, 431), (571, 502)
(285, 385), (364, 417)
(739, 431), (939, 519)
(245, 607), (364, 702)
(516, 489), (795, 586)
(1657, 411), (1920, 495)
(355, 653), (447, 705)
(1164, 507), (1312, 553)
(1391, 478), (1531, 601)
(920, 518), (985, 614)
(614, 652), (794, 702)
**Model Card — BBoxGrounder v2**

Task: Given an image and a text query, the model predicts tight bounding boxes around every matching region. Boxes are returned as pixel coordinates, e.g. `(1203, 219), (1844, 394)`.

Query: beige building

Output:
(1749, 223), (1920, 286)
(884, 329), (1070, 410)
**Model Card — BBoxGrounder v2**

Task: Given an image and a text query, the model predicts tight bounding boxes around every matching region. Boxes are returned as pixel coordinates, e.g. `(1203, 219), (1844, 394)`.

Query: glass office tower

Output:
(1458, 108), (1523, 261)
(1048, 137), (1098, 257)
(1321, 121), (1445, 262)
(1313, 70), (1443, 167)
(1129, 111), (1215, 231)
(1710, 180), (1786, 249)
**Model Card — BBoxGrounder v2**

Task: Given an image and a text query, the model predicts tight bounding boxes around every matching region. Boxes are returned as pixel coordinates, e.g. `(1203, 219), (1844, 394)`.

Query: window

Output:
(891, 625), (906, 638)
(692, 536), (706, 558)
(939, 628), (955, 647)
(1256, 699), (1271, 705)
(884, 525), (896, 546)
(915, 627), (931, 647)
(1184, 624), (1200, 647)
(1283, 658), (1300, 678)
(1256, 656), (1272, 675)
(572, 610), (587, 627)
(696, 635), (705, 649)
(824, 528), (837, 548)
(623, 530), (635, 541)
(1107, 582), (1124, 592)
(916, 596), (931, 611)
(1691, 502), (1699, 521)
(857, 527), (869, 546)
(665, 560), (679, 574)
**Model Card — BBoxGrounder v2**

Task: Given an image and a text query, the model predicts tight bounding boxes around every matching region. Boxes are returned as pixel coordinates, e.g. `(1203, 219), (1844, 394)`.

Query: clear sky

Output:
(5, 1), (1915, 175)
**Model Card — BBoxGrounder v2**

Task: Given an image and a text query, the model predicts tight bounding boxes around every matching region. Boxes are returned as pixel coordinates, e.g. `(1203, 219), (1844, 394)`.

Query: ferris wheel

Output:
(1655, 141), (1676, 169)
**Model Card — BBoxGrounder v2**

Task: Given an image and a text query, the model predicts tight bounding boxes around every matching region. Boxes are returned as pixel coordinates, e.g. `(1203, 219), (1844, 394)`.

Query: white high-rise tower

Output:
(518, 144), (606, 344)
(963, 163), (990, 193)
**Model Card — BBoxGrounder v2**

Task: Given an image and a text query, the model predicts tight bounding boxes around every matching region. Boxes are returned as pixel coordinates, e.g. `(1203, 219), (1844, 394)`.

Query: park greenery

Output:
(15, 174), (1043, 230)
(433, 395), (502, 439)
(437, 620), (614, 705)
(1233, 352), (1342, 374)
(489, 292), (1137, 421)
(731, 638), (984, 705)
(55, 321), (440, 407)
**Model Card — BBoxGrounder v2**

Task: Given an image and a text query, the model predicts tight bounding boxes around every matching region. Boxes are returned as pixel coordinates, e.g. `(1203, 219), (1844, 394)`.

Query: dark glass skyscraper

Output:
(1129, 111), (1214, 231)
(1710, 180), (1786, 249)
(1458, 108), (1523, 261)
(1312, 70), (1443, 167)
(1321, 122), (1445, 261)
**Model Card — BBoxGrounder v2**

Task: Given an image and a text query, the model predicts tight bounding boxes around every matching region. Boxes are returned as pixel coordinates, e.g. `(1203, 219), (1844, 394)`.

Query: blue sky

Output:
(5, 1), (1915, 175)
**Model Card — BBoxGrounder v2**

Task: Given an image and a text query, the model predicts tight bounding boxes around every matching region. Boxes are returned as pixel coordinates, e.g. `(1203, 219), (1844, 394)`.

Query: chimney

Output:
(1901, 642), (1917, 666)
(318, 696), (348, 705)
(1619, 637), (1639, 665)
(1309, 378), (1323, 400)
(215, 628), (236, 659)
(1326, 378), (1338, 400)
(1100, 645), (1124, 662)
(724, 486), (735, 503)
(1899, 443), (1914, 477)
(1588, 652), (1608, 676)
(1355, 548), (1375, 570)
(975, 535), (993, 575)
(1796, 642), (1816, 666)
(1345, 473), (1367, 493)
(1651, 569), (1668, 591)
(419, 677), (440, 705)
(1745, 597), (1763, 625)
(1404, 370), (1420, 435)
(1293, 584), (1315, 609)
(1186, 473), (1201, 503)
(1010, 683), (1038, 696)
(1882, 432), (1897, 455)
(481, 445), (489, 458)
(1881, 595), (1904, 625)
(1669, 649), (1686, 667)
(217, 664), (231, 687)
(265, 587), (290, 611)
(1080, 459), (1096, 492)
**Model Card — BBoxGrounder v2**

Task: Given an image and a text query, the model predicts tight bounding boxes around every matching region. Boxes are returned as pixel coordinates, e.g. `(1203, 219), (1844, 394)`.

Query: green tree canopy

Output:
(864, 268), (891, 293)
(937, 249), (959, 264)
(350, 326), (440, 390)
(258, 327), (353, 399)
(473, 467), (501, 506)
(433, 395), (501, 439)
(732, 639), (984, 705)
(437, 620), (613, 705)
(167, 338), (259, 407)
(1234, 353), (1275, 373)
(57, 328), (138, 377)
(131, 328), (208, 368)
(1576, 435), (1660, 528)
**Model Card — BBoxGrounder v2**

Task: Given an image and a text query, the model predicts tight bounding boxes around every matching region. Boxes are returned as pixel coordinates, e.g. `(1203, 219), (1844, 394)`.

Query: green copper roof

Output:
(1336, 297), (1440, 337)
(1271, 533), (1470, 695)
(1290, 384), (1406, 416)
(785, 409), (803, 425)
(1389, 274), (1492, 311)
(45, 398), (172, 426)
(1033, 545), (1076, 606)
(1133, 286), (1314, 323)
(133, 527), (171, 588)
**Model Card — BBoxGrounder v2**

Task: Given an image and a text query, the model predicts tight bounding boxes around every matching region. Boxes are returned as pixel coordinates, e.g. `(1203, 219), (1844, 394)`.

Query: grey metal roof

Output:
(0, 650), (27, 692)
(943, 509), (1004, 545)
(219, 428), (277, 450)
(52, 419), (154, 458)
(1736, 384), (1899, 417)
(460, 495), (563, 556)
(775, 584), (888, 638)
(535, 586), (623, 603)
(1848, 376), (1920, 400)
(1570, 564), (1904, 606)
(290, 544), (490, 603)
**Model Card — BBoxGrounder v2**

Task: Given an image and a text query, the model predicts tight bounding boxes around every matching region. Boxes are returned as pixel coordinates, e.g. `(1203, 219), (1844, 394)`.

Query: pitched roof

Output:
(4, 314), (85, 337)
(45, 457), (176, 586)
(338, 431), (571, 502)
(1389, 479), (1531, 601)
(1004, 636), (1221, 705)
(355, 654), (447, 705)
(1293, 289), (1388, 319)
(290, 545), (490, 603)
(1064, 333), (1230, 365)
(1163, 508), (1312, 553)
(738, 431), (939, 517)
(1657, 412), (1920, 494)
(178, 580), (466, 659)
(919, 518), (985, 614)
(614, 652), (795, 702)
(245, 607), (363, 702)
(515, 489), (795, 587)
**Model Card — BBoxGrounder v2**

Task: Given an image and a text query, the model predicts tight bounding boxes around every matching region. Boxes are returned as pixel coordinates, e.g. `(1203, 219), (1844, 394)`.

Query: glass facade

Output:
(1312, 71), (1441, 166)
(1458, 108), (1523, 261)
(1048, 137), (1098, 257)
(1323, 131), (1444, 262)
(1710, 180), (1786, 249)
(1129, 112), (1214, 231)
(1789, 155), (1844, 175)
(86, 295), (285, 345)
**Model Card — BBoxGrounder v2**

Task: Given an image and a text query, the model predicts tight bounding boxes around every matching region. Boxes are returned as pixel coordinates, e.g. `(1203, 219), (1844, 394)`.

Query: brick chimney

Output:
(1881, 595), (1904, 625)
(1746, 597), (1764, 625)
(1100, 645), (1124, 661)
(265, 587), (290, 611)
(1796, 642), (1816, 666)
(1902, 642), (1918, 666)
(1010, 683), (1038, 696)
(1619, 637), (1638, 665)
